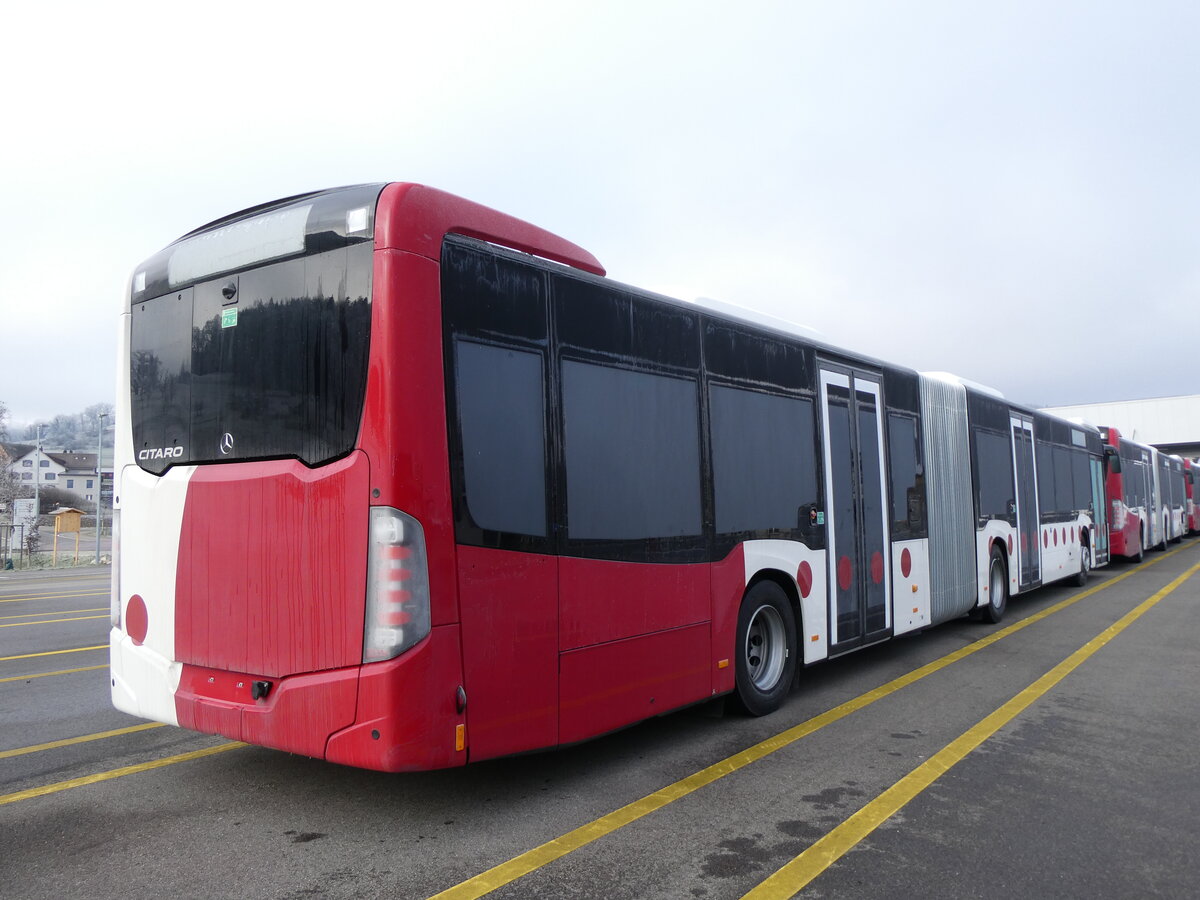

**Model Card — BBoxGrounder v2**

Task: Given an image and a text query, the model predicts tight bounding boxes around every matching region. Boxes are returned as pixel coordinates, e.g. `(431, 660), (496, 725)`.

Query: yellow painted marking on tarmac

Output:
(0, 615), (108, 629)
(0, 591), (106, 604)
(0, 608), (107, 621)
(0, 741), (245, 807)
(0, 645), (107, 662)
(0, 665), (107, 684)
(428, 543), (1196, 900)
(0, 723), (165, 759)
(741, 560), (1200, 900)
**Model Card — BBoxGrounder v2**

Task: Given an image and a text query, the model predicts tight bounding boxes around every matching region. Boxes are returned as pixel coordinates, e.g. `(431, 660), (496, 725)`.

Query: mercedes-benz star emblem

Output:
(219, 432), (235, 455)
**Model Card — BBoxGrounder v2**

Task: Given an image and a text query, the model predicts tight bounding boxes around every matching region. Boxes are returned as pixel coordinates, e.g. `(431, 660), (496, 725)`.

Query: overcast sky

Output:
(2, 0), (1197, 431)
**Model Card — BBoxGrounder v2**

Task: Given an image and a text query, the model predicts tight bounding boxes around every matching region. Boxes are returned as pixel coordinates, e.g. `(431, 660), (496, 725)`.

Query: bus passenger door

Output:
(1011, 416), (1040, 588)
(1090, 455), (1110, 566)
(820, 366), (890, 653)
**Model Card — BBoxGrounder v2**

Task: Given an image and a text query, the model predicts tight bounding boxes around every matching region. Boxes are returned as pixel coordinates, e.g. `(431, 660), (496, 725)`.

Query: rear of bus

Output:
(110, 183), (601, 771)
(1099, 426), (1142, 559)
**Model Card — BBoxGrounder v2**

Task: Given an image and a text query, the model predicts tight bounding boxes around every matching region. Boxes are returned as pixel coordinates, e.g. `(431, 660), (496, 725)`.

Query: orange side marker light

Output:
(455, 724), (466, 752)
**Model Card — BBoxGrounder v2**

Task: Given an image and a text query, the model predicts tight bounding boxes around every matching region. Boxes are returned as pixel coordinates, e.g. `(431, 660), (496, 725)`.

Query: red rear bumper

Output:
(175, 624), (467, 771)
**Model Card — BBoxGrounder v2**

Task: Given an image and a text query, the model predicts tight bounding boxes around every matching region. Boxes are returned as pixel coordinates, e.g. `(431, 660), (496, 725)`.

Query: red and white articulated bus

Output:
(112, 183), (1110, 772)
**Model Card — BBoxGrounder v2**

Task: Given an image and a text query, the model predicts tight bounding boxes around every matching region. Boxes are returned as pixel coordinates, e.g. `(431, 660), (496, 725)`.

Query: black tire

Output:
(981, 545), (1008, 624)
(1073, 541), (1090, 587)
(1132, 528), (1144, 563)
(732, 580), (797, 716)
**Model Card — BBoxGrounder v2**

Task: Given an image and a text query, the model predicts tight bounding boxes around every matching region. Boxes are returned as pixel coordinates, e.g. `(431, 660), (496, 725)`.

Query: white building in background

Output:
(1040, 394), (1200, 459)
(0, 443), (111, 504)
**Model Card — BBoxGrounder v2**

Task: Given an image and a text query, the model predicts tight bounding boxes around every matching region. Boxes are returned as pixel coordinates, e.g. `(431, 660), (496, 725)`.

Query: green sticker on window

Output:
(221, 307), (238, 328)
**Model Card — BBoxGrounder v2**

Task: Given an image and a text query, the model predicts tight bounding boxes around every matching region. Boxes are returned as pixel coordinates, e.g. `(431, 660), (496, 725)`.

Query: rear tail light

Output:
(364, 507), (431, 663)
(110, 510), (122, 629)
(1110, 499), (1125, 531)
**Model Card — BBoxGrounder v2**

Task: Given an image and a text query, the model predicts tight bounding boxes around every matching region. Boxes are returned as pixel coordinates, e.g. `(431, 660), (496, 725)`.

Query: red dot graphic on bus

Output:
(796, 561), (813, 598)
(1021, 533), (1028, 553)
(126, 594), (148, 646)
(1008, 535), (1014, 555)
(900, 548), (912, 578)
(870, 552), (884, 584)
(838, 556), (853, 591)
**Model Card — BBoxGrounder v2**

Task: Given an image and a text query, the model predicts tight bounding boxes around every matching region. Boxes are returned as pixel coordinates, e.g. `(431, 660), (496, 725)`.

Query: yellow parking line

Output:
(0, 591), (105, 604)
(428, 543), (1196, 900)
(741, 561), (1200, 899)
(0, 645), (107, 662)
(0, 723), (165, 759)
(0, 665), (107, 684)
(0, 615), (108, 629)
(0, 742), (244, 807)
(0, 608), (107, 621)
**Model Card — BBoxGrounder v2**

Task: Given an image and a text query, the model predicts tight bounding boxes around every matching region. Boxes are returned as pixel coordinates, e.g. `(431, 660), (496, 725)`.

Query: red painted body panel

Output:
(373, 183), (604, 275)
(709, 547), (746, 697)
(358, 249), (459, 627)
(325, 625), (466, 772)
(559, 557), (710, 651)
(175, 452), (369, 678)
(559, 623), (711, 745)
(456, 546), (559, 761)
(176, 663), (358, 760)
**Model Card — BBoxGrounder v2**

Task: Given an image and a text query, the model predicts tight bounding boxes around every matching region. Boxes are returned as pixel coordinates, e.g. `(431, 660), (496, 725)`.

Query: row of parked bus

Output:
(1102, 426), (1200, 560)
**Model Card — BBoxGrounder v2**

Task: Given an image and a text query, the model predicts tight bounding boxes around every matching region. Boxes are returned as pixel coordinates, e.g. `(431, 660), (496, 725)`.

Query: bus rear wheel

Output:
(981, 545), (1008, 624)
(732, 581), (797, 716)
(1073, 542), (1090, 587)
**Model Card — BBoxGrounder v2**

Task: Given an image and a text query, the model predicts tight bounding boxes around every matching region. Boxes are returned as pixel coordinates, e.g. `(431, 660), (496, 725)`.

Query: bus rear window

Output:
(130, 244), (372, 472)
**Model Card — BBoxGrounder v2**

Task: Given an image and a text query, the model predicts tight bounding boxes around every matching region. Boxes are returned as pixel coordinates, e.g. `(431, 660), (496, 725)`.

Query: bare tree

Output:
(0, 399), (9, 442)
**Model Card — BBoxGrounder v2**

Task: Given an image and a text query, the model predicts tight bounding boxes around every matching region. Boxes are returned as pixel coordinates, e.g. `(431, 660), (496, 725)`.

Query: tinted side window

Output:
(974, 428), (1015, 519)
(455, 340), (547, 537)
(1072, 449), (1092, 511)
(1128, 461), (1146, 507)
(1054, 447), (1074, 513)
(1036, 441), (1056, 515)
(887, 413), (923, 535)
(562, 361), (701, 540)
(710, 386), (818, 535)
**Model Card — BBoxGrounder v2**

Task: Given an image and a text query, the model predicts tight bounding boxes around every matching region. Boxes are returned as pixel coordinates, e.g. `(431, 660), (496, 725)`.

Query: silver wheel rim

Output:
(745, 604), (786, 691)
(990, 560), (1005, 610)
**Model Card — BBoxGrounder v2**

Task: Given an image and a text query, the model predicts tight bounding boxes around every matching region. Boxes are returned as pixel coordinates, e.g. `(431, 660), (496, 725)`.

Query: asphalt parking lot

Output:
(3, 542), (1199, 899)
